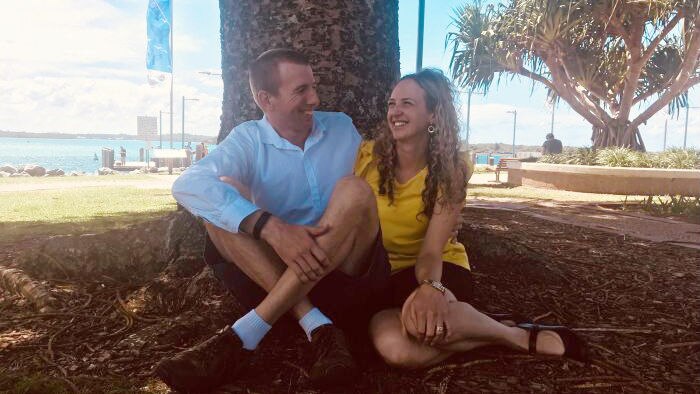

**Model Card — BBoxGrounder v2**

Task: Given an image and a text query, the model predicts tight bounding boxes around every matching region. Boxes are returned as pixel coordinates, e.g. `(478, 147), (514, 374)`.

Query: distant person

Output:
(195, 142), (208, 161)
(93, 153), (98, 161)
(120, 146), (127, 165)
(195, 143), (203, 161)
(185, 143), (193, 166)
(542, 133), (562, 155)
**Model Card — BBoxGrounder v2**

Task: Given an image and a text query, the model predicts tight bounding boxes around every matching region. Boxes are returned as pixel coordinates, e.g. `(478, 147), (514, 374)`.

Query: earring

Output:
(427, 124), (437, 134)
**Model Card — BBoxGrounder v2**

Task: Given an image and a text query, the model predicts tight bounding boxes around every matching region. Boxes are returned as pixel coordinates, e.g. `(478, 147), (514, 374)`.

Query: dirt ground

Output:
(1, 203), (699, 393)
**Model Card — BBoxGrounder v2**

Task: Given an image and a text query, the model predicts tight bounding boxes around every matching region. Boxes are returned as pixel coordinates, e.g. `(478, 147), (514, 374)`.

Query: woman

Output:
(354, 69), (587, 368)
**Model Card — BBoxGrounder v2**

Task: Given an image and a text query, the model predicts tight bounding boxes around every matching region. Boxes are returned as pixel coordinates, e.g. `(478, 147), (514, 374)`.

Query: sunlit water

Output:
(0, 137), (212, 173)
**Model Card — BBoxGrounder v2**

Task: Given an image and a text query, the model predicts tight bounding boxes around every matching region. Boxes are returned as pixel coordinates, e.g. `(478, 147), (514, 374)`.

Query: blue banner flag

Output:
(146, 0), (172, 84)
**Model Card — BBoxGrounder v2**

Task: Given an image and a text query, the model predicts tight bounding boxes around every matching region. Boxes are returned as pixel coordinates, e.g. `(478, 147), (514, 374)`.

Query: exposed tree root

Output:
(0, 264), (57, 312)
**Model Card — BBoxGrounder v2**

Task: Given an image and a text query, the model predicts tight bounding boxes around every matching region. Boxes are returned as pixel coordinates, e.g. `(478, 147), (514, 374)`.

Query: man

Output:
(542, 133), (563, 155)
(156, 49), (389, 392)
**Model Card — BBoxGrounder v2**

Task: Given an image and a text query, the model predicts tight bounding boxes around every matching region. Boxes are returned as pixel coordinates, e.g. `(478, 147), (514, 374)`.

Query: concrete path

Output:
(467, 199), (700, 250)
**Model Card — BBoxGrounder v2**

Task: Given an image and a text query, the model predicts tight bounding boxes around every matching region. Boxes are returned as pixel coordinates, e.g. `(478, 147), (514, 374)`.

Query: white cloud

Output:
(0, 0), (697, 150)
(457, 91), (699, 151)
(0, 0), (223, 136)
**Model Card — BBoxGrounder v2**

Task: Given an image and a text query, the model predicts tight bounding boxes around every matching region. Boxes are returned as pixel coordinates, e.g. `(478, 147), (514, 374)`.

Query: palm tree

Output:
(447, 0), (700, 151)
(218, 0), (400, 143)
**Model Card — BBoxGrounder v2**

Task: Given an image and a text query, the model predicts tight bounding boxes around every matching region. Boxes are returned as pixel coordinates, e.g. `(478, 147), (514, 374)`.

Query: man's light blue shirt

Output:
(172, 111), (361, 233)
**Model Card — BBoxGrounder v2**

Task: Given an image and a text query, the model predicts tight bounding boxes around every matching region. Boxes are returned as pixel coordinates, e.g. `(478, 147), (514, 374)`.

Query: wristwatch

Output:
(421, 279), (446, 294)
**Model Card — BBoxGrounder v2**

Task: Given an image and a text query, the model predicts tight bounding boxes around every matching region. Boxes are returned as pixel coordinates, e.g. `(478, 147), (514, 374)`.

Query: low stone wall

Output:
(507, 162), (700, 196)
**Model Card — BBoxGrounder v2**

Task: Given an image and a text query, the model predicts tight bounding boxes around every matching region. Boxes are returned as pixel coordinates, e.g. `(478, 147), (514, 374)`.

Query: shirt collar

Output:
(258, 113), (327, 151)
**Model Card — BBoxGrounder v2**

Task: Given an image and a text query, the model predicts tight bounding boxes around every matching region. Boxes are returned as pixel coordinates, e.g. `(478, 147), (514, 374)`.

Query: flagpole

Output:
(169, 0), (174, 149)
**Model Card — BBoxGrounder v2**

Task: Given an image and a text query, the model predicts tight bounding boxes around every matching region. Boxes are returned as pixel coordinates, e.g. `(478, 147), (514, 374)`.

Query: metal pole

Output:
(550, 105), (555, 134)
(169, 0), (174, 149)
(684, 105), (689, 149)
(159, 110), (163, 149)
(416, 0), (425, 71)
(466, 90), (472, 147)
(182, 96), (185, 148)
(663, 118), (668, 151)
(512, 110), (517, 156)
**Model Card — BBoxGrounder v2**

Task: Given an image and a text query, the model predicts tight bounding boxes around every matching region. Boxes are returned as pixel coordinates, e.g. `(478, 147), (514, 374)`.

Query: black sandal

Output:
(516, 323), (589, 363)
(485, 312), (532, 327)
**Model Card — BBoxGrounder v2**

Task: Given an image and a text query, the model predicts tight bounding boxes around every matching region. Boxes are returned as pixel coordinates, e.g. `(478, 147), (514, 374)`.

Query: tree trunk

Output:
(591, 121), (646, 151)
(218, 0), (400, 143)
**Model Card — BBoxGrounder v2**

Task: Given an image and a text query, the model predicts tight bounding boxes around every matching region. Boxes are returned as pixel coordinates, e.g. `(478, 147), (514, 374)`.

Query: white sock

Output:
(298, 307), (332, 341)
(231, 309), (271, 350)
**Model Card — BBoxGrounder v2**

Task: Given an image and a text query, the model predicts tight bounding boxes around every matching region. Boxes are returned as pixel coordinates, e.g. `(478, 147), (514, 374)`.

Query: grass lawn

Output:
(0, 174), (173, 185)
(0, 174), (656, 245)
(1, 183), (177, 244)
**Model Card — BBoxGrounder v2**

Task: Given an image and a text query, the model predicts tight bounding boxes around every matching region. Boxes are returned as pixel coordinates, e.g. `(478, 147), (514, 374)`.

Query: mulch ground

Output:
(1, 206), (699, 393)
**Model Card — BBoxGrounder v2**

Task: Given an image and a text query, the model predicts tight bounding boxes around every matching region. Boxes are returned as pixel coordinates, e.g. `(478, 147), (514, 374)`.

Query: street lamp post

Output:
(416, 0), (425, 71)
(159, 110), (171, 149)
(466, 90), (472, 147)
(506, 109), (517, 157)
(683, 105), (700, 149)
(182, 96), (199, 148)
(550, 105), (555, 134)
(459, 89), (484, 149)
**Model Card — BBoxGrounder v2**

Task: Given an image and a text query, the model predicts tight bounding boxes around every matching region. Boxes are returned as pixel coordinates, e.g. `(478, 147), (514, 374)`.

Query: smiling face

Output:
(387, 78), (434, 143)
(262, 61), (320, 135)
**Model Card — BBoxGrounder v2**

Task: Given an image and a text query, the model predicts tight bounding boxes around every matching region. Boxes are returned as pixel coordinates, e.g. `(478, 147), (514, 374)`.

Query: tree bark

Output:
(218, 0), (400, 143)
(0, 265), (56, 312)
(592, 122), (645, 151)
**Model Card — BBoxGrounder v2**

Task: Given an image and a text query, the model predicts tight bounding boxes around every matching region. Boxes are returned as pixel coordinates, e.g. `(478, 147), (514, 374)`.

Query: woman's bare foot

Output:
(513, 327), (565, 356)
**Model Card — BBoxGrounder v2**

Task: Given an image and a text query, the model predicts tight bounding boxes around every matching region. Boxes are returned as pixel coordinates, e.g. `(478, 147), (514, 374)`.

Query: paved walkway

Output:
(467, 199), (700, 250)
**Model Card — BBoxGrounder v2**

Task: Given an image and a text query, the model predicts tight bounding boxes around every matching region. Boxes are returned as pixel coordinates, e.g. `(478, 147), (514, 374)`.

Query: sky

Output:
(0, 0), (697, 151)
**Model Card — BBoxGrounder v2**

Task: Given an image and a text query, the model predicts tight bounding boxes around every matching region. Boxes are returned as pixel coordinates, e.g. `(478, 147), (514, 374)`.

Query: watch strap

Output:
(421, 279), (446, 294)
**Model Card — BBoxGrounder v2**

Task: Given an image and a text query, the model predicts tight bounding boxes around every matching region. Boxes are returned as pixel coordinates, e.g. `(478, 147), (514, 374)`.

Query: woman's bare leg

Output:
(370, 296), (565, 368)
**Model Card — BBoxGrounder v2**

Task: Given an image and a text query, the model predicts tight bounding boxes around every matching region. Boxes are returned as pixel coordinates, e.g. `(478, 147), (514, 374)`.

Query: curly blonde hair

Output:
(374, 68), (467, 218)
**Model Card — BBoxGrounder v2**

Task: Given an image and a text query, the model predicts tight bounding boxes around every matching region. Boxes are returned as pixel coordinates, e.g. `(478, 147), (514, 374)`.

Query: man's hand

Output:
(261, 217), (331, 283)
(401, 284), (451, 347)
(218, 175), (332, 283)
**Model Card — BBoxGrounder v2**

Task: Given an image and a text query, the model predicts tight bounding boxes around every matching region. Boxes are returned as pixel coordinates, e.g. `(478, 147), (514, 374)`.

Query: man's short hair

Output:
(248, 49), (310, 97)
(546, 133), (554, 139)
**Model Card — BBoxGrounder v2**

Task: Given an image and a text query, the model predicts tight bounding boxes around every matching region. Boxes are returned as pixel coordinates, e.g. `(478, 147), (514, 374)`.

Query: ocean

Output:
(0, 137), (212, 174)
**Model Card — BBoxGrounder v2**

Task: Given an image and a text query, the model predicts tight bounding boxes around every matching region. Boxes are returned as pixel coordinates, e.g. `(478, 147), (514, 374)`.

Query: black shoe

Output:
(516, 322), (589, 363)
(308, 324), (359, 388)
(155, 327), (253, 392)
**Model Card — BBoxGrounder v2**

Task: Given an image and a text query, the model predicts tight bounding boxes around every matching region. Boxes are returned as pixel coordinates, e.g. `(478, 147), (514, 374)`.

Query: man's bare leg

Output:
(255, 176), (379, 323)
(208, 175), (379, 325)
(206, 224), (316, 319)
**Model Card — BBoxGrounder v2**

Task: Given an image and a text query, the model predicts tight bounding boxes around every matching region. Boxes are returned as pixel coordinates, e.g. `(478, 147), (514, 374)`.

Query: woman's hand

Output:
(401, 284), (450, 346)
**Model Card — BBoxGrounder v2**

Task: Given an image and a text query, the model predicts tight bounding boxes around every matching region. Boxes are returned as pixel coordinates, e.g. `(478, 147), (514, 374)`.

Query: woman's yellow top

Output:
(354, 140), (470, 272)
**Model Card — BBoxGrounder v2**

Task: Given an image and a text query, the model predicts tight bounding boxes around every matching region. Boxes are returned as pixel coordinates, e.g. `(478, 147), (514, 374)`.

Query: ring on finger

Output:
(436, 325), (444, 334)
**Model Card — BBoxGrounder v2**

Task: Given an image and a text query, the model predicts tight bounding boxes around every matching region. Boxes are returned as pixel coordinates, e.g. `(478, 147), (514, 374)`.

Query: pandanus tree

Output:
(447, 0), (700, 151)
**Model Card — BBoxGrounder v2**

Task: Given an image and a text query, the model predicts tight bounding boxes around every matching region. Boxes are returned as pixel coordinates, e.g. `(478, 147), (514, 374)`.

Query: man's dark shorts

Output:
(204, 231), (391, 331)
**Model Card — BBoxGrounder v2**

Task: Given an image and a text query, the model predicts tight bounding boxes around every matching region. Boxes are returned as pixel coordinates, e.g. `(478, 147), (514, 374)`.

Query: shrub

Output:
(596, 147), (639, 167)
(658, 148), (700, 169)
(538, 147), (699, 169)
(573, 147), (598, 166)
(640, 195), (700, 217)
